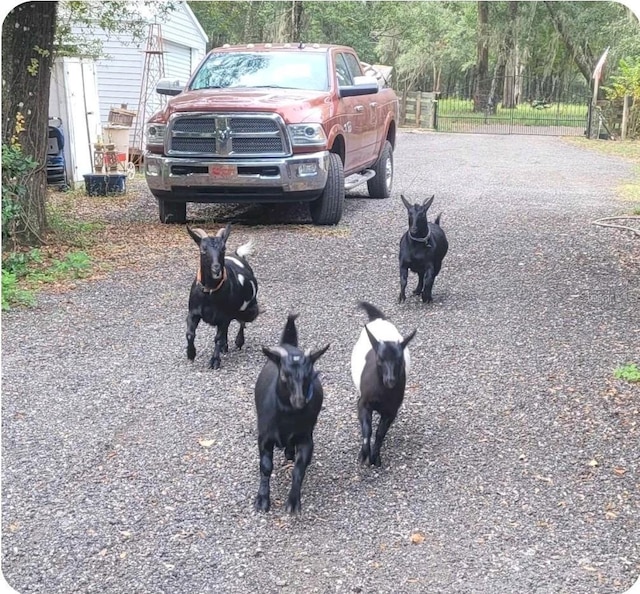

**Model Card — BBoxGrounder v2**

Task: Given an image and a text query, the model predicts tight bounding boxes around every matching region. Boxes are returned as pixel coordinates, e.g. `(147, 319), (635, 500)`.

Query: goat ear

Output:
(261, 346), (283, 364)
(308, 343), (330, 363)
(400, 194), (411, 210)
(365, 326), (380, 351)
(187, 225), (208, 245)
(217, 223), (232, 242)
(422, 195), (435, 210)
(401, 329), (417, 349)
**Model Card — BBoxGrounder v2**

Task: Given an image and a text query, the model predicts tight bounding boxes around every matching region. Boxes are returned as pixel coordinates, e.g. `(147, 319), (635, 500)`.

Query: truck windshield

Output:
(190, 51), (329, 92)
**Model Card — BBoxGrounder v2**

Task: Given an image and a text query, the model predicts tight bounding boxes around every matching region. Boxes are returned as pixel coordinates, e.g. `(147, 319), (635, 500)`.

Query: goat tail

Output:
(236, 239), (255, 259)
(357, 301), (387, 321)
(434, 212), (444, 226)
(280, 313), (299, 347)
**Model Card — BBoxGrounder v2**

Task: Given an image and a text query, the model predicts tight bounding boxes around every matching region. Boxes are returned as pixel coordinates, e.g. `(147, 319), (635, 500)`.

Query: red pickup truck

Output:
(144, 43), (399, 225)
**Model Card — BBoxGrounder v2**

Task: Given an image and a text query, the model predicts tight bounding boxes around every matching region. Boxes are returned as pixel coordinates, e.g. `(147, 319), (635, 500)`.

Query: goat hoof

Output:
(284, 447), (295, 461)
(187, 346), (196, 361)
(358, 448), (370, 465)
(254, 494), (270, 512)
(209, 358), (221, 370)
(371, 454), (382, 467)
(285, 497), (301, 515)
(398, 294), (406, 304)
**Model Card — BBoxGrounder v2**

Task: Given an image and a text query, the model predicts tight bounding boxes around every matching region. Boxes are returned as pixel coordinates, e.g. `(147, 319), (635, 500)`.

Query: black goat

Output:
(186, 224), (259, 370)
(254, 314), (330, 514)
(351, 301), (415, 467)
(398, 194), (448, 304)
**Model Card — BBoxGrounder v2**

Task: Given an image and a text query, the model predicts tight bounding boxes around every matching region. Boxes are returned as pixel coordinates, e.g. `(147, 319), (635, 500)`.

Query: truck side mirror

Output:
(156, 79), (184, 96)
(339, 76), (379, 98)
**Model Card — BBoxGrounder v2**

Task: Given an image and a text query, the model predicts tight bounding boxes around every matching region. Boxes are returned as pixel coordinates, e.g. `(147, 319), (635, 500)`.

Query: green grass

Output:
(614, 363), (640, 383)
(2, 269), (36, 310)
(2, 248), (92, 310)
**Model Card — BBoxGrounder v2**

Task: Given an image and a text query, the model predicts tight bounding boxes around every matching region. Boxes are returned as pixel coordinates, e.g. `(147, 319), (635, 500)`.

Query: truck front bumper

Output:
(145, 151), (330, 203)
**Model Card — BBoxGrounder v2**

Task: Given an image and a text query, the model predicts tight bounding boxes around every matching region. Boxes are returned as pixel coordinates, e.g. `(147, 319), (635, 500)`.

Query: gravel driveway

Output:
(2, 131), (639, 594)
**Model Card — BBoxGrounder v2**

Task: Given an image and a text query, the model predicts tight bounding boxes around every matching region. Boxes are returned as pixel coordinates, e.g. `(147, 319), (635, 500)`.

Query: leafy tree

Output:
(1, 1), (176, 247)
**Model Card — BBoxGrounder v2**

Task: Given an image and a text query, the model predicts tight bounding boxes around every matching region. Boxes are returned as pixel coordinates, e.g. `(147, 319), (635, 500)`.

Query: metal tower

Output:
(132, 23), (166, 153)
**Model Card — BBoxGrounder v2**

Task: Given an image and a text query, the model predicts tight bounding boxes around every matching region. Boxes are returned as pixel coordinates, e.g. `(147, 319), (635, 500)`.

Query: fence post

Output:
(401, 90), (407, 126)
(621, 94), (630, 140)
(415, 92), (422, 128)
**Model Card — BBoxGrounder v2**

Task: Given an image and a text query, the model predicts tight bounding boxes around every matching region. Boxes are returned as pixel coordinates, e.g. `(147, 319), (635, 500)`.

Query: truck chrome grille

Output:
(167, 113), (289, 158)
(232, 137), (284, 153)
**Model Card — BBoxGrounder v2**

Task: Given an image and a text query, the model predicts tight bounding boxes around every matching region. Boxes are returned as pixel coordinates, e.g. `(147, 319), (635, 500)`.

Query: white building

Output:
(48, 2), (208, 185)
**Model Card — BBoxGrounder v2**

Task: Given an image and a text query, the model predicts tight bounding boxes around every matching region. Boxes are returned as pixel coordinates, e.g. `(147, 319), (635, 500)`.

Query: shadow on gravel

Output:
(188, 192), (371, 226)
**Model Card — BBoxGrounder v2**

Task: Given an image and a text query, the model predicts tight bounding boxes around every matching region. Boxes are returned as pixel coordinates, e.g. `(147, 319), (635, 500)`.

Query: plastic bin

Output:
(83, 174), (127, 196)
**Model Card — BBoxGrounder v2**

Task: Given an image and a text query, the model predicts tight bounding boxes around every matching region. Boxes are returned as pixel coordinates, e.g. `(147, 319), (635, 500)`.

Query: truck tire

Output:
(310, 153), (344, 225)
(367, 140), (393, 199)
(158, 198), (187, 224)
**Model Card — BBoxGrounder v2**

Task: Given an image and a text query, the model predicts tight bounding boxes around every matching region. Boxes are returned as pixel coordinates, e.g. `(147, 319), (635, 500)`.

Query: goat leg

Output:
(285, 438), (314, 515)
(370, 413), (396, 467)
(284, 443), (295, 462)
(186, 312), (201, 361)
(210, 323), (229, 369)
(421, 265), (435, 303)
(358, 406), (373, 464)
(398, 266), (409, 303)
(254, 440), (274, 512)
(235, 322), (246, 350)
(412, 272), (425, 295)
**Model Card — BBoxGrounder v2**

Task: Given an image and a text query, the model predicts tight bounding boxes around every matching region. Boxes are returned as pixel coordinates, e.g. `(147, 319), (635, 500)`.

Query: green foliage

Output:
(614, 363), (640, 383)
(603, 58), (640, 101)
(603, 58), (640, 138)
(1, 248), (92, 309)
(1, 269), (36, 310)
(2, 143), (38, 245)
(56, 1), (177, 57)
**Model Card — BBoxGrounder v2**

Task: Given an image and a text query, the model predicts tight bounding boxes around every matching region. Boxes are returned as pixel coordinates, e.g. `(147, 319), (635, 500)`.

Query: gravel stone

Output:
(2, 131), (639, 594)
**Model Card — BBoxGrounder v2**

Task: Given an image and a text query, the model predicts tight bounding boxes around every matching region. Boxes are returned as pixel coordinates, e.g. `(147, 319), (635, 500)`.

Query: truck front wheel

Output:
(310, 153), (344, 225)
(156, 195), (187, 224)
(367, 140), (393, 199)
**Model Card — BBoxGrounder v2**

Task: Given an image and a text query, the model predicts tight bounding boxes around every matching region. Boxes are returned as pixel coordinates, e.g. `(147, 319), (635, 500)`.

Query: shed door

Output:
(163, 40), (194, 84)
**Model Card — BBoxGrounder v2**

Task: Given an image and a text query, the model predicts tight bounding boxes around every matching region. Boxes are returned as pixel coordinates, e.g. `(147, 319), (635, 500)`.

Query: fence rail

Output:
(399, 90), (590, 137)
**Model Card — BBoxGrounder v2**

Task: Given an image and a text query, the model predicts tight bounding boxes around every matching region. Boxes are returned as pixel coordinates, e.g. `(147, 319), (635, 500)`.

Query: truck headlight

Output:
(288, 123), (327, 147)
(146, 124), (166, 146)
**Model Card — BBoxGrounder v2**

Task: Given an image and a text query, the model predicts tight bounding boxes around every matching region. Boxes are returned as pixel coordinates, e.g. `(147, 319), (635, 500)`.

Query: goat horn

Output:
(271, 346), (289, 358)
(215, 228), (226, 237)
(191, 227), (209, 239)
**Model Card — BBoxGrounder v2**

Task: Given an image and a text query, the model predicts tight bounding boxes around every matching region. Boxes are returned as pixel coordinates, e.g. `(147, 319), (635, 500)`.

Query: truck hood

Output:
(160, 88), (332, 124)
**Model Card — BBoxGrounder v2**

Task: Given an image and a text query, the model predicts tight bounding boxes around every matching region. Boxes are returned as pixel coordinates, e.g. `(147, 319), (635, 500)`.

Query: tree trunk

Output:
(543, 1), (594, 86)
(2, 2), (57, 245)
(292, 1), (304, 42)
(502, 1), (518, 108)
(472, 1), (491, 112)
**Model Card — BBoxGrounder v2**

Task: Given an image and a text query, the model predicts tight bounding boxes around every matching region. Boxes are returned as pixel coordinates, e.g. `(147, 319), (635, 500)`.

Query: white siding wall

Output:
(66, 2), (207, 143)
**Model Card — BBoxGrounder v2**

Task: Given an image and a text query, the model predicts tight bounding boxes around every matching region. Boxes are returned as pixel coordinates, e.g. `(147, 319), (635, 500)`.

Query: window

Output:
(335, 53), (354, 87)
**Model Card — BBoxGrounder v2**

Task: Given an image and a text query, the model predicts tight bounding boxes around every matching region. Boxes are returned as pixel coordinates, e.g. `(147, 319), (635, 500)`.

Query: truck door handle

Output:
(354, 105), (364, 113)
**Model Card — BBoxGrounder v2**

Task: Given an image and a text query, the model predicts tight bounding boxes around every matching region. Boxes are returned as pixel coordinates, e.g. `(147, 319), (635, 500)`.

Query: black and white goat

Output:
(186, 224), (259, 370)
(254, 314), (330, 514)
(399, 194), (448, 304)
(351, 301), (416, 467)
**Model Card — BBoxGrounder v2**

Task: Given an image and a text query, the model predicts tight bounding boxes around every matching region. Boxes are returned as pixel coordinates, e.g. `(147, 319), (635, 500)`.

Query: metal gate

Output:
(434, 76), (590, 136)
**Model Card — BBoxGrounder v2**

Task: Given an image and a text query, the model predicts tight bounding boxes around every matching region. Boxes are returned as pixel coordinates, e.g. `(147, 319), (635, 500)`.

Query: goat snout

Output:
(381, 363), (398, 389)
(290, 384), (307, 409)
(211, 263), (222, 277)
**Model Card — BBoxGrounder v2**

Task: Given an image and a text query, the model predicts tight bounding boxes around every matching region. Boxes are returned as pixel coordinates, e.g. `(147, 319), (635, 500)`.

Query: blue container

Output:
(83, 174), (127, 196)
